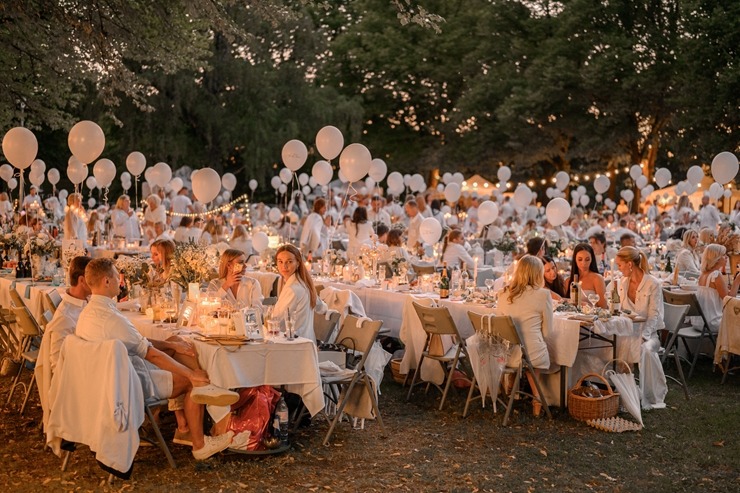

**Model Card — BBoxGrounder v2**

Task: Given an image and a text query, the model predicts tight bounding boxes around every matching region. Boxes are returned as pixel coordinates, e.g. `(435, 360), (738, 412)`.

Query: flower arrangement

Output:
(24, 233), (58, 257)
(169, 239), (219, 289)
(546, 237), (567, 259)
(390, 252), (408, 276)
(492, 233), (518, 254)
(716, 224), (739, 254)
(324, 248), (347, 267)
(115, 255), (151, 287)
(2, 231), (28, 253)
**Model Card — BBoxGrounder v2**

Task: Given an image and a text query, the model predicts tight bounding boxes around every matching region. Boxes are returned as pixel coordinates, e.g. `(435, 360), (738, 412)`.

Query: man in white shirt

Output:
(43, 256), (92, 373)
(367, 195), (391, 227)
(170, 188), (193, 228)
(153, 222), (174, 243)
(698, 194), (721, 231)
(299, 198), (327, 258)
(76, 258), (237, 460)
(173, 216), (201, 243)
(23, 186), (43, 211)
(404, 200), (422, 254)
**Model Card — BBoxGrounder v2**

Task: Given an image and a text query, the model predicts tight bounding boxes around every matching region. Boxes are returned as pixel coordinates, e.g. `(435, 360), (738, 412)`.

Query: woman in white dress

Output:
(110, 195), (136, 241)
(614, 246), (667, 409)
(566, 243), (607, 308)
(207, 249), (263, 311)
(143, 194), (167, 242)
(494, 255), (553, 416)
(347, 206), (373, 257)
(696, 244), (740, 332)
(675, 229), (701, 278)
(63, 193), (88, 245)
(229, 225), (252, 257)
(441, 229), (475, 271)
(272, 244), (323, 342)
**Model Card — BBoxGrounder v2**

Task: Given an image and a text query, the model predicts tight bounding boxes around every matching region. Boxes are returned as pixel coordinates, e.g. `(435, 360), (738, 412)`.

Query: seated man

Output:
(76, 258), (237, 460)
(619, 233), (636, 248)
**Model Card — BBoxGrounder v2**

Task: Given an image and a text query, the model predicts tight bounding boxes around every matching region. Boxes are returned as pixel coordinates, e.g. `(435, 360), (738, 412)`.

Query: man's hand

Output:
(170, 339), (196, 358)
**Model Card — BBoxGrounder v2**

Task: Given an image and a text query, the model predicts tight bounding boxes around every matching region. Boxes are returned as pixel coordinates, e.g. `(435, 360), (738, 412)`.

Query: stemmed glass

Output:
(587, 293), (600, 309)
(485, 278), (495, 295)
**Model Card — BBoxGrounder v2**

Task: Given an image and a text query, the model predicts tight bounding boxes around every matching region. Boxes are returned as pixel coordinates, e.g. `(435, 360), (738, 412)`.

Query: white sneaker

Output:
(192, 431), (234, 460)
(190, 384), (240, 406)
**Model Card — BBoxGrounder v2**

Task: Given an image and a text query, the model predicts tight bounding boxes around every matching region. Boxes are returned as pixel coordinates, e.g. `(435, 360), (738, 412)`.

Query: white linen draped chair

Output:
(467, 312), (552, 425)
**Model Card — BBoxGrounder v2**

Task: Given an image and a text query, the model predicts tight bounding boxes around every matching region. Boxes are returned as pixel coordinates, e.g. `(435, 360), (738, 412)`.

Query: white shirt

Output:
(207, 277), (263, 310)
(64, 210), (88, 245)
(144, 205), (167, 225)
(23, 193), (42, 209)
(442, 243), (475, 271)
(273, 274), (319, 342)
(614, 274), (665, 341)
(347, 221), (373, 256)
(698, 204), (721, 231)
(299, 212), (326, 257)
(368, 209), (391, 226)
(110, 208), (135, 240)
(406, 214), (422, 251)
(44, 291), (87, 374)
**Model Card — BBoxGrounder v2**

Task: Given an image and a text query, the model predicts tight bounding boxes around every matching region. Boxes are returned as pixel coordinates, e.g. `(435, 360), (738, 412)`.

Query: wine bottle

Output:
(24, 254), (32, 279)
(570, 274), (580, 308)
(439, 262), (450, 299)
(610, 281), (621, 315)
(460, 262), (469, 294)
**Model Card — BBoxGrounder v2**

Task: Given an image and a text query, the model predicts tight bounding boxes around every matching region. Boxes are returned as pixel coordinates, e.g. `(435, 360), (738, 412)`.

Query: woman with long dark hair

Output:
(566, 243), (607, 308)
(542, 256), (567, 301)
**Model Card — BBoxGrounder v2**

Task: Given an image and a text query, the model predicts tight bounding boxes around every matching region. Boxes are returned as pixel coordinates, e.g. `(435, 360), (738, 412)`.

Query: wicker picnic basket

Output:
(568, 373), (620, 422)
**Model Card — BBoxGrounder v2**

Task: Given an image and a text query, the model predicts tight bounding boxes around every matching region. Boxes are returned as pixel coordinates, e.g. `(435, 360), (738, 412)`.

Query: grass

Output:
(0, 357), (738, 492)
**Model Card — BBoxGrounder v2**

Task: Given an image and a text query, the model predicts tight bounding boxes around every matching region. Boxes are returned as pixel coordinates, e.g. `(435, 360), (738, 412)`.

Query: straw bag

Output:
(568, 373), (620, 422)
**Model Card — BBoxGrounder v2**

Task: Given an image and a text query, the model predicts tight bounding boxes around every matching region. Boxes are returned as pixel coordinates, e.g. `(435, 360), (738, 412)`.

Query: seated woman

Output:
(493, 254), (553, 416)
(347, 206), (373, 256)
(542, 256), (567, 301)
(675, 229), (701, 278)
(150, 239), (176, 286)
(272, 244), (324, 342)
(696, 244), (740, 333)
(199, 218), (221, 246)
(229, 225), (252, 256)
(207, 249), (263, 311)
(525, 237), (547, 259)
(441, 229), (475, 271)
(566, 243), (607, 308)
(613, 246), (668, 409)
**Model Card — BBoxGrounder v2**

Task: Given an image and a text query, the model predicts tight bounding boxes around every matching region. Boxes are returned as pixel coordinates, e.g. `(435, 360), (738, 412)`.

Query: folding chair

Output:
(322, 315), (385, 445)
(5, 306), (43, 410)
(407, 302), (474, 412)
(715, 297), (740, 384)
(662, 289), (715, 378)
(467, 312), (552, 425)
(659, 303), (691, 400)
(313, 310), (341, 343)
(44, 290), (63, 315)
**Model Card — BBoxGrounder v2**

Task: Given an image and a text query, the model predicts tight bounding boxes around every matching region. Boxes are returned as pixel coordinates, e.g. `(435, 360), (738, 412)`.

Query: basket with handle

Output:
(601, 359), (633, 378)
(568, 373), (620, 422)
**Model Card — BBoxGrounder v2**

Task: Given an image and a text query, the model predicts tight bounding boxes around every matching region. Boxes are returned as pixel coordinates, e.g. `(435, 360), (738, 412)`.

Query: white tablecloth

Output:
(0, 276), (64, 321)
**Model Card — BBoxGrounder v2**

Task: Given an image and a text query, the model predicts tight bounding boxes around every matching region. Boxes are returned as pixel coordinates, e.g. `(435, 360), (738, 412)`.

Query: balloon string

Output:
(328, 183), (358, 249)
(103, 187), (109, 206)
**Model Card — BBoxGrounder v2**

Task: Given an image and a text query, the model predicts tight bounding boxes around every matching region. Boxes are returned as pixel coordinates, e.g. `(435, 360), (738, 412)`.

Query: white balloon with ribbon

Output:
(629, 165), (643, 180)
(315, 126), (344, 161)
(282, 139), (308, 171)
(68, 120), (105, 164)
(126, 152), (146, 176)
(93, 158), (116, 188)
(368, 158), (387, 182)
(222, 173), (237, 192)
(478, 201), (499, 225)
(2, 127), (38, 170)
(312, 160), (333, 186)
(594, 175), (610, 194)
(497, 166), (511, 183)
(546, 198), (571, 226)
(444, 183), (461, 203)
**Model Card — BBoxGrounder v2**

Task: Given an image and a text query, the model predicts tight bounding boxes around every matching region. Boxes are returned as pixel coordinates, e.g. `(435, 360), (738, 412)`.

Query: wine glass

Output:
(587, 293), (600, 308)
(485, 278), (495, 295)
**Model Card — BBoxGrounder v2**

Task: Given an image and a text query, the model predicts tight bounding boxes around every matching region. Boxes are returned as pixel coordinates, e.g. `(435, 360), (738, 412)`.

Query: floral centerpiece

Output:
(2, 231), (29, 254)
(169, 239), (219, 289)
(24, 233), (58, 258)
(492, 233), (518, 255)
(390, 252), (408, 277)
(116, 255), (151, 289)
(716, 224), (739, 254)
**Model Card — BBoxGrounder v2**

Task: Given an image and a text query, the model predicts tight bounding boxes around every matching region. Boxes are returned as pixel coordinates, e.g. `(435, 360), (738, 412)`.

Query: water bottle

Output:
(276, 395), (289, 445)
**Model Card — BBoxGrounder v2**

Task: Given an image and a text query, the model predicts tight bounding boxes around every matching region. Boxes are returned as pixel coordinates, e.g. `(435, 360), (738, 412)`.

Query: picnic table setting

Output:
(1, 5), (740, 487)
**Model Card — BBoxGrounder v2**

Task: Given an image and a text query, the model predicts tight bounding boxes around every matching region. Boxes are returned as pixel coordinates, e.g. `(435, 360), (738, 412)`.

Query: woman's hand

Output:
(223, 268), (243, 291)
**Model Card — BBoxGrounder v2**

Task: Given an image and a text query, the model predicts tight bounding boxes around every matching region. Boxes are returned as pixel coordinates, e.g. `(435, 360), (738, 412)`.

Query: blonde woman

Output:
(150, 239), (176, 284)
(613, 246), (666, 409)
(697, 244), (740, 332)
(698, 227), (716, 249)
(675, 229), (701, 278)
(199, 219), (221, 246)
(143, 194), (166, 242)
(229, 225), (252, 256)
(63, 193), (88, 244)
(207, 249), (263, 310)
(493, 255), (553, 415)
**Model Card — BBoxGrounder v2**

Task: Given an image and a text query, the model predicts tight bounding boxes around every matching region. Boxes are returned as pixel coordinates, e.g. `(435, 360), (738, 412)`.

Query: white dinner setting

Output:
(1, 118), (738, 486)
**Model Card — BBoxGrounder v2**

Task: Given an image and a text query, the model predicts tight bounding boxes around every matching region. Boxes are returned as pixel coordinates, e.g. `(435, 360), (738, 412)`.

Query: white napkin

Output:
(117, 300), (141, 312)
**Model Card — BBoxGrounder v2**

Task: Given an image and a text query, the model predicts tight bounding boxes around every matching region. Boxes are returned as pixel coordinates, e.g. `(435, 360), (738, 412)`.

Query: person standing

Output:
(299, 198), (327, 258)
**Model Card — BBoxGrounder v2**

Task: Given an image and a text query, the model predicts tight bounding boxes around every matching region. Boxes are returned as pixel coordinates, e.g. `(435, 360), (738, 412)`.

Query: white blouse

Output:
(442, 243), (476, 271)
(614, 273), (665, 341)
(207, 277), (263, 311)
(272, 274), (324, 342)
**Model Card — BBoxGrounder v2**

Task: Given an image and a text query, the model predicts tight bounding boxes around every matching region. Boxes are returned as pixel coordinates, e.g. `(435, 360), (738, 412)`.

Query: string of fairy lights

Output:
(158, 193), (253, 232)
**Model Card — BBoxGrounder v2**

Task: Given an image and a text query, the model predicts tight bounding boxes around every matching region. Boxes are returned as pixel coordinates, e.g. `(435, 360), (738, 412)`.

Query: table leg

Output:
(560, 365), (566, 412)
(612, 335), (618, 370)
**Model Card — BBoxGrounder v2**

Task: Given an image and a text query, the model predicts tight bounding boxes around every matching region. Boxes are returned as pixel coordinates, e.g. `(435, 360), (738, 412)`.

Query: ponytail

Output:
(639, 252), (650, 273)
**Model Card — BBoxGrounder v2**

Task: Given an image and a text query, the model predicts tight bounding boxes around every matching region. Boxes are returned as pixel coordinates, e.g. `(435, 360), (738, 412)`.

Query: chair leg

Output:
(20, 371), (36, 415)
(406, 354), (424, 401)
(438, 353), (460, 411)
(145, 405), (177, 469)
(61, 450), (71, 472)
(673, 352), (690, 400)
(462, 374), (477, 418)
(688, 339), (702, 379)
(5, 359), (25, 408)
(364, 376), (385, 437)
(527, 368), (552, 420)
(323, 376), (360, 446)
(502, 371), (521, 426)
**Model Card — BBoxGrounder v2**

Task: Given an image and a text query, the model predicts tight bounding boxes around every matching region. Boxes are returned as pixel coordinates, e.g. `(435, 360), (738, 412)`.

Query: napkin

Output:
(117, 300), (141, 312)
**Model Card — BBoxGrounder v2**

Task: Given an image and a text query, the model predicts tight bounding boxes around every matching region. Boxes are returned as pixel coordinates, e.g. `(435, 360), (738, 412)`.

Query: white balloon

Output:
(282, 139), (308, 171)
(2, 127), (38, 169)
(365, 177), (376, 190)
(555, 171), (570, 191)
(595, 193), (603, 202)
(252, 232), (269, 253)
(249, 179), (258, 191)
(654, 168), (671, 188)
(278, 183), (287, 195)
(222, 172), (237, 191)
(545, 187), (554, 199)
(279, 167), (293, 184)
(594, 175), (610, 194)
(170, 177), (184, 193)
(641, 185), (655, 198)
(576, 185), (587, 195)
(122, 180), (131, 191)
(86, 176), (98, 189)
(635, 175), (648, 189)
(497, 166), (511, 183)
(192, 167), (221, 203)
(623, 190), (635, 202)
(298, 173), (309, 186)
(436, 184), (444, 192)
(7, 177), (17, 190)
(444, 183), (461, 203)
(68, 120), (105, 164)
(686, 165), (704, 185)
(452, 172), (464, 185)
(222, 190), (231, 201)
(315, 126), (344, 161)
(709, 182), (724, 200)
(387, 171), (403, 190)
(724, 189), (732, 198)
(126, 151), (146, 176)
(442, 172), (452, 184)
(368, 159), (388, 182)
(419, 217), (443, 244)
(684, 182), (698, 196)
(271, 176), (282, 190)
(312, 160), (333, 186)
(403, 174), (412, 186)
(58, 189), (68, 202)
(0, 164), (14, 182)
(629, 165), (643, 180)
(268, 208), (283, 223)
(67, 161), (88, 185)
(580, 194), (590, 207)
(302, 185), (311, 195)
(93, 158), (116, 188)
(47, 168), (60, 185)
(711, 151), (738, 185)
(150, 162), (171, 188)
(144, 167), (155, 185)
(478, 201), (499, 225)
(339, 143), (372, 182)
(546, 198), (571, 226)
(675, 181), (685, 195)
(513, 185), (532, 208)
(308, 176), (317, 188)
(88, 198), (96, 208)
(29, 170), (44, 187)
(30, 159), (46, 174)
